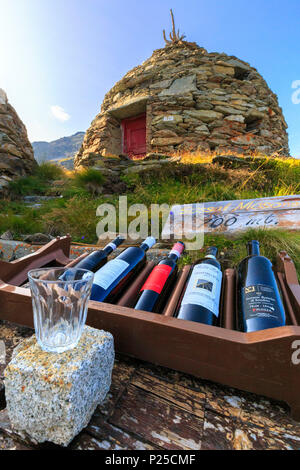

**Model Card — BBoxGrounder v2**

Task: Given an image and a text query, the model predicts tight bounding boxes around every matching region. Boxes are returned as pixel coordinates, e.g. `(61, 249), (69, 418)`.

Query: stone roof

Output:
(75, 42), (289, 167)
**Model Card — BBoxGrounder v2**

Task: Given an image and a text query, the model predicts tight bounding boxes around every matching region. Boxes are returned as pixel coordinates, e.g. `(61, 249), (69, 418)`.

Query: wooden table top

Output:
(1, 319), (300, 451)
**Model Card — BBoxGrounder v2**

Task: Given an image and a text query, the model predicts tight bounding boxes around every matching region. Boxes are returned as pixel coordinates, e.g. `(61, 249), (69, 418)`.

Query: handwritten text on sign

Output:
(161, 195), (300, 237)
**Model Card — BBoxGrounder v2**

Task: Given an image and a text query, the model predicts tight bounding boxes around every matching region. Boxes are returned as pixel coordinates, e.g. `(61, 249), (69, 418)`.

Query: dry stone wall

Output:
(75, 42), (289, 168)
(0, 89), (36, 191)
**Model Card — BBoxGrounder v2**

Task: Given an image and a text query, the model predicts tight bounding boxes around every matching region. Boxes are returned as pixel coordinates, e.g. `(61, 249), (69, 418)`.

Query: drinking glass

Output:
(28, 268), (94, 353)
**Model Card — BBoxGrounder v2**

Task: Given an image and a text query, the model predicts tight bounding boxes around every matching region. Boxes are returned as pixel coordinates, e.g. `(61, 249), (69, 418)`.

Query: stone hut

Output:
(0, 88), (36, 191)
(75, 41), (289, 168)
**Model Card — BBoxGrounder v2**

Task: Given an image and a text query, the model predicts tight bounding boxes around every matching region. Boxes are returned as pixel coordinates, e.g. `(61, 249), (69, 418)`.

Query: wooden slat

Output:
(0, 236), (71, 286)
(117, 261), (156, 307)
(97, 355), (137, 418)
(87, 412), (157, 450)
(162, 265), (191, 317)
(110, 384), (203, 450)
(220, 269), (236, 330)
(131, 371), (205, 419)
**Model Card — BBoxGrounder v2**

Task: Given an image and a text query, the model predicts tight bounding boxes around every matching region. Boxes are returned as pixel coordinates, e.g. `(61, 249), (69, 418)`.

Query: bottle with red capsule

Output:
(134, 241), (185, 313)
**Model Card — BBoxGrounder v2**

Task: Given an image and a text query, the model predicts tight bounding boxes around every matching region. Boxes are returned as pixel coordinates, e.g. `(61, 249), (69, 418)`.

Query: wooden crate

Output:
(0, 236), (300, 419)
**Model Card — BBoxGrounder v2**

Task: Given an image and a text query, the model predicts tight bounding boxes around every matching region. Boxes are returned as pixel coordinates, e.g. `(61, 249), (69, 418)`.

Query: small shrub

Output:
(8, 175), (48, 197)
(34, 162), (65, 180)
(0, 209), (43, 238)
(8, 162), (66, 198)
(42, 197), (99, 243)
(72, 168), (105, 196)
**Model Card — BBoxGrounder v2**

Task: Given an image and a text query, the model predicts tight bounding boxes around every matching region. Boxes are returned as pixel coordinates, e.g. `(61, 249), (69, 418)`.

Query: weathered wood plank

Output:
(0, 432), (33, 450)
(97, 354), (137, 418)
(87, 410), (158, 450)
(162, 195), (300, 236)
(71, 433), (128, 451)
(204, 380), (300, 437)
(202, 410), (300, 450)
(136, 360), (216, 395)
(110, 384), (203, 450)
(201, 410), (235, 450)
(230, 421), (300, 450)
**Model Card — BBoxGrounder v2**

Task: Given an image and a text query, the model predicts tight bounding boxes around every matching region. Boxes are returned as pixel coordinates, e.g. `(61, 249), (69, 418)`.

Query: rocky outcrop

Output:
(0, 89), (36, 191)
(75, 41), (289, 169)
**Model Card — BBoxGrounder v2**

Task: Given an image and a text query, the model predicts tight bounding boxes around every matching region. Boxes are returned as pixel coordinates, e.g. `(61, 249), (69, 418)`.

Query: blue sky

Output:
(1, 0), (300, 156)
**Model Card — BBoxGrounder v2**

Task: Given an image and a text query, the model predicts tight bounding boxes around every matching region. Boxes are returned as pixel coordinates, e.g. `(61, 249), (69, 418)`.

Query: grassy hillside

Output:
(0, 155), (299, 274)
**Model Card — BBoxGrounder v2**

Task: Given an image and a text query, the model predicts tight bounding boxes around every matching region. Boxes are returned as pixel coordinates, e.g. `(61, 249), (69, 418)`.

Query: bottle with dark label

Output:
(237, 240), (285, 332)
(134, 242), (185, 313)
(90, 237), (156, 303)
(176, 247), (222, 325)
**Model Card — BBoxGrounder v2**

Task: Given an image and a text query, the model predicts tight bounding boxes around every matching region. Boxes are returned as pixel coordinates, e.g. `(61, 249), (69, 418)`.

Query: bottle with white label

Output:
(90, 237), (156, 303)
(176, 247), (222, 326)
(237, 240), (285, 332)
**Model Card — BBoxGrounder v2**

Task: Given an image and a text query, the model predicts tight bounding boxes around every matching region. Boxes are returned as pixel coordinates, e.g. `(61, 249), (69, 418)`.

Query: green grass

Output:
(8, 162), (65, 197)
(179, 229), (300, 275)
(71, 168), (105, 196)
(1, 157), (299, 274)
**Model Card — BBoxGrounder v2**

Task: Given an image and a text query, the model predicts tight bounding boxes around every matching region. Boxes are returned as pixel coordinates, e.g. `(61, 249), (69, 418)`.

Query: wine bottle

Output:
(90, 236), (156, 303)
(134, 241), (185, 313)
(59, 236), (125, 282)
(176, 247), (222, 325)
(237, 240), (285, 332)
(73, 237), (125, 273)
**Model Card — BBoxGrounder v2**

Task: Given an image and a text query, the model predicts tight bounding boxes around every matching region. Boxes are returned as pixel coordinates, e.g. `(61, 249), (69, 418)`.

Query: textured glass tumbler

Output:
(28, 268), (94, 353)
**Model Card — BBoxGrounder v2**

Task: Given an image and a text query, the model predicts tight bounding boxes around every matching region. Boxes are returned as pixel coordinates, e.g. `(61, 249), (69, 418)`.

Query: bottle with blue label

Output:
(176, 247), (222, 326)
(90, 237), (156, 303)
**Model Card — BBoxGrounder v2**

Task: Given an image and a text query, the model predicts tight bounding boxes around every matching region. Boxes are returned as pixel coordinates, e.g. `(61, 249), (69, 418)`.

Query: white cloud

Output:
(50, 105), (70, 122)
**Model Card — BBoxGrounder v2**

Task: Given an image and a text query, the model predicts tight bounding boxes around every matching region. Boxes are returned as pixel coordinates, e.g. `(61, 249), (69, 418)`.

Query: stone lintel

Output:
(108, 95), (149, 120)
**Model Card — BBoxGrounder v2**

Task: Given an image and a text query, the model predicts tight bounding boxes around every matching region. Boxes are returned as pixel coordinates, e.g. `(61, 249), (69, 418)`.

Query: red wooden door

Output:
(122, 113), (146, 158)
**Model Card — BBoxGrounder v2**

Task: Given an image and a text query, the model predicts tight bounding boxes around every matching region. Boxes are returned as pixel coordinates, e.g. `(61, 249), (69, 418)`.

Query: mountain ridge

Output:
(32, 132), (85, 163)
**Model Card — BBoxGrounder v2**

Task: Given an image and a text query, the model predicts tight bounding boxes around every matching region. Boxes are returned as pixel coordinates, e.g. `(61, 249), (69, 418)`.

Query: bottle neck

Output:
(140, 237), (156, 252)
(168, 253), (179, 261)
(103, 244), (114, 256)
(205, 246), (218, 259)
(103, 236), (125, 255)
(140, 243), (150, 252)
(168, 242), (185, 262)
(247, 240), (260, 256)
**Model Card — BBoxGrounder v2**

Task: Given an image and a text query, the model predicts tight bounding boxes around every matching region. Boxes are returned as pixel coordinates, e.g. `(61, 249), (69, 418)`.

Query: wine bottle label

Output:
(141, 265), (172, 294)
(169, 242), (185, 259)
(143, 237), (156, 249)
(181, 264), (222, 317)
(106, 242), (117, 251)
(93, 259), (129, 290)
(242, 284), (282, 321)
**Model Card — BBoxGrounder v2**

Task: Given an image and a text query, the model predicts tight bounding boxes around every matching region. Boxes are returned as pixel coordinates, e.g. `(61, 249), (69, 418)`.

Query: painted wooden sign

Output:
(161, 195), (300, 238)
